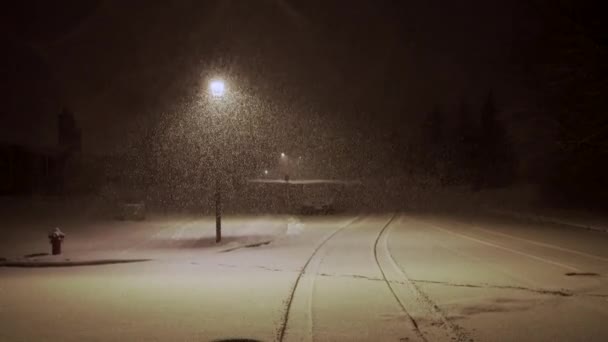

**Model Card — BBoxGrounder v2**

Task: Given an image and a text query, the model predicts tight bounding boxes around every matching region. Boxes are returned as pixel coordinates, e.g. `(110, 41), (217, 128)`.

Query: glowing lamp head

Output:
(281, 153), (286, 158)
(209, 80), (225, 97)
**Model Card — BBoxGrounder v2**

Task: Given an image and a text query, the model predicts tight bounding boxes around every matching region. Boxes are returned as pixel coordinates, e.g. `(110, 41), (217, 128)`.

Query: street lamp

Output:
(297, 156), (303, 178)
(278, 153), (291, 210)
(209, 78), (227, 243)
(209, 79), (225, 98)
(279, 152), (290, 182)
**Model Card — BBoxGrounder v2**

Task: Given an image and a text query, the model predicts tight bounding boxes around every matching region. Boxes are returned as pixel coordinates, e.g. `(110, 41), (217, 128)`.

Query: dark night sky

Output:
(1, 1), (533, 154)
(2, 0), (608, 206)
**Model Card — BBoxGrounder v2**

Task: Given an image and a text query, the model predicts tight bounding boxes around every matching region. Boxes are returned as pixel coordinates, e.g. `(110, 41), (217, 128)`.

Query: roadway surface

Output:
(1, 212), (607, 341)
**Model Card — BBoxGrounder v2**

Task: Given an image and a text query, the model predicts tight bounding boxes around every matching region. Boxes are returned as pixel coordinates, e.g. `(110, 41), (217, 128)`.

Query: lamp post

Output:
(209, 79), (226, 243)
(280, 152), (289, 180)
(279, 153), (291, 212)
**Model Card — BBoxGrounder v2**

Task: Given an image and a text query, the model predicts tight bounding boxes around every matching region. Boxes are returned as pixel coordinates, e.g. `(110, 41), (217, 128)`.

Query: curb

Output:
(220, 240), (273, 253)
(0, 258), (151, 268)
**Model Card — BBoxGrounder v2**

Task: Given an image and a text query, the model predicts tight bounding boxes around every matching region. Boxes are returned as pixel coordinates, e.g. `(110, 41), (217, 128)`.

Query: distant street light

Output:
(297, 156), (303, 178)
(280, 152), (290, 180)
(264, 170), (269, 175)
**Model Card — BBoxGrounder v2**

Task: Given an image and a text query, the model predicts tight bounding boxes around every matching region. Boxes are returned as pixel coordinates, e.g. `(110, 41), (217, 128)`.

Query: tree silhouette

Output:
(474, 91), (515, 189)
(457, 100), (473, 141)
(452, 99), (476, 185)
(420, 105), (451, 185)
(423, 105), (443, 146)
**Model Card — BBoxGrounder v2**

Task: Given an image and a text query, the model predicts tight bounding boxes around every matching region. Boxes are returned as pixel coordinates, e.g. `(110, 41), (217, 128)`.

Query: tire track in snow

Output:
(372, 215), (427, 341)
(376, 216), (470, 342)
(312, 272), (575, 298)
(276, 216), (361, 342)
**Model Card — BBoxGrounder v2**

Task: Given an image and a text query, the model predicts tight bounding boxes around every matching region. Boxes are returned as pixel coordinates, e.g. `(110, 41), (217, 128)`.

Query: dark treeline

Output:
(517, 0), (608, 209)
(385, 1), (608, 211)
(388, 90), (515, 193)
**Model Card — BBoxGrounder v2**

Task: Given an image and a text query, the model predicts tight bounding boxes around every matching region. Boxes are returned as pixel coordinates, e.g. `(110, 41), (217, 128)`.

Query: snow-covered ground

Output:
(1, 210), (607, 341)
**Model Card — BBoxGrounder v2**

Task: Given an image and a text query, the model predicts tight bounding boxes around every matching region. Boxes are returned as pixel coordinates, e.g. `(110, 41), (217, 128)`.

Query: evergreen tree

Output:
(457, 100), (473, 141)
(424, 105), (443, 146)
(421, 105), (448, 185)
(481, 93), (493, 129)
(454, 99), (476, 185)
(474, 91), (515, 188)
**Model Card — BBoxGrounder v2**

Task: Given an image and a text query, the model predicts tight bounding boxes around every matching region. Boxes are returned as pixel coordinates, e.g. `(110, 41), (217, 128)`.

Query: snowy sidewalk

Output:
(436, 185), (608, 233)
(487, 207), (608, 233)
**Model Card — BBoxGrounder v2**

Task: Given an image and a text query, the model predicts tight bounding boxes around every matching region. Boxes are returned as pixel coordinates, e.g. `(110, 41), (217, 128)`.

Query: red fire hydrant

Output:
(48, 228), (65, 255)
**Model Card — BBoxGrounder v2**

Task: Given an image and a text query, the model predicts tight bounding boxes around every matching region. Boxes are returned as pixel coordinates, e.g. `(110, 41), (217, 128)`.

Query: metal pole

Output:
(215, 178), (222, 243)
(285, 174), (290, 213)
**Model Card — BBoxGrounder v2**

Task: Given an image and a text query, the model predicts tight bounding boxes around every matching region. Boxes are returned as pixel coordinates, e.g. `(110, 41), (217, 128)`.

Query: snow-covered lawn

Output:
(0, 196), (292, 265)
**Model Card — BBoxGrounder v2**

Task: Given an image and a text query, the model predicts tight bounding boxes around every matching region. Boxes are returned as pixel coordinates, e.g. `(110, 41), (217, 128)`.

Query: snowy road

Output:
(1, 213), (607, 341)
